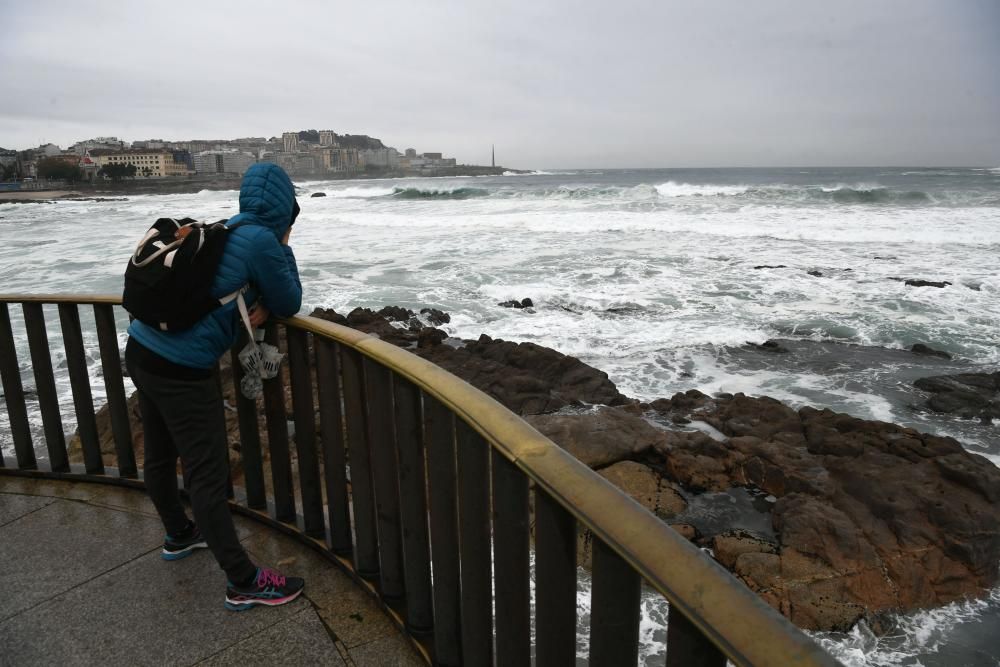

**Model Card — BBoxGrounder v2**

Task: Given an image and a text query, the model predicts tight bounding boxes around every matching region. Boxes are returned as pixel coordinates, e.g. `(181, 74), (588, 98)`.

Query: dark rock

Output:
(498, 298), (533, 309)
(377, 306), (415, 322)
(904, 279), (952, 288)
(873, 256), (895, 260)
(419, 308), (451, 325)
(749, 339), (790, 354)
(914, 372), (1000, 422)
(910, 343), (952, 360)
(310, 192), (326, 197)
(526, 408), (667, 468)
(417, 328), (447, 348)
(753, 265), (787, 269)
(807, 270), (824, 277)
(420, 334), (629, 414)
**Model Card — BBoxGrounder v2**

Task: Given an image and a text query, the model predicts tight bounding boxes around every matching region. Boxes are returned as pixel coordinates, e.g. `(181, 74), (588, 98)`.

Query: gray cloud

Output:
(2, 0), (997, 167)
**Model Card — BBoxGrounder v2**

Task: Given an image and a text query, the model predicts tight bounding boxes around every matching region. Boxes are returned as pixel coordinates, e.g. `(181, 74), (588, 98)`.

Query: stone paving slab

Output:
(0, 492), (54, 527)
(241, 528), (398, 650)
(198, 607), (348, 666)
(0, 497), (163, 622)
(349, 635), (427, 667)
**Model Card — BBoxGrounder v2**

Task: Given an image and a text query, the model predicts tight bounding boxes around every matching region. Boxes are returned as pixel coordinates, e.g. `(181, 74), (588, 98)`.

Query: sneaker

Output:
(161, 522), (209, 561)
(225, 567), (304, 611)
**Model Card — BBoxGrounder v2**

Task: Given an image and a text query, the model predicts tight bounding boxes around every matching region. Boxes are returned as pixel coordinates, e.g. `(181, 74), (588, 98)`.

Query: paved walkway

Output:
(0, 476), (423, 667)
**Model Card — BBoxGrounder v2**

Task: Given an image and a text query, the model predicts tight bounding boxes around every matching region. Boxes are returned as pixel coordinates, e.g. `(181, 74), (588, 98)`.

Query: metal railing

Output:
(0, 295), (840, 667)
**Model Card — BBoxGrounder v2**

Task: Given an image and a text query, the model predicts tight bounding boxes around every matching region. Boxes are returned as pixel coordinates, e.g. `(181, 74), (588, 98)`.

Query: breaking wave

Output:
(391, 186), (490, 199)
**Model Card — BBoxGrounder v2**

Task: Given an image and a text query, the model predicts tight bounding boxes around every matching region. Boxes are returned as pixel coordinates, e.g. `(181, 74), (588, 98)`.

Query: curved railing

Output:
(0, 295), (840, 667)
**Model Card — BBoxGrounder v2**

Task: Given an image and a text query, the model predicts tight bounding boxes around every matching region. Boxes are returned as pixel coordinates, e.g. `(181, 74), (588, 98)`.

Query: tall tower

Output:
(491, 144), (495, 168)
(282, 132), (299, 153)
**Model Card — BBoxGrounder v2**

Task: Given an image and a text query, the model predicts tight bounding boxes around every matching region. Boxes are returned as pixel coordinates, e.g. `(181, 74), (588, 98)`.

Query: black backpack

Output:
(123, 217), (243, 331)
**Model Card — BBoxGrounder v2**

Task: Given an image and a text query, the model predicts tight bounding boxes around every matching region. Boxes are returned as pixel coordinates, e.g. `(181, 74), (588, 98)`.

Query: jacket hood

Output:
(227, 163), (297, 237)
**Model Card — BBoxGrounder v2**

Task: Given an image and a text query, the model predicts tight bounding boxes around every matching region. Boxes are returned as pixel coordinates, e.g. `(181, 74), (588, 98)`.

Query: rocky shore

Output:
(75, 304), (1000, 634)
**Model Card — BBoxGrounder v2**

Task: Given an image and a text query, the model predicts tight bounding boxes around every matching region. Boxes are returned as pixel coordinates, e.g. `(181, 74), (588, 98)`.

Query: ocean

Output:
(1, 167), (998, 665)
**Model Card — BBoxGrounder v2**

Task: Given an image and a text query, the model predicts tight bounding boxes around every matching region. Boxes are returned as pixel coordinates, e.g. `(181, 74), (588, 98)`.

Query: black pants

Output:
(125, 342), (256, 584)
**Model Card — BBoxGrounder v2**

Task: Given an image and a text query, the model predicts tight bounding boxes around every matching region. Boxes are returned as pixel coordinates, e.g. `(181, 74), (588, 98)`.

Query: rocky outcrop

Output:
(643, 391), (1000, 631)
(915, 371), (1000, 422)
(498, 298), (533, 309)
(309, 308), (628, 414)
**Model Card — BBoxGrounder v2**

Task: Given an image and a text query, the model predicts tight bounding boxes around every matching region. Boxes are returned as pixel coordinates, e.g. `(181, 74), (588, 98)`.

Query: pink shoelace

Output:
(257, 567), (286, 588)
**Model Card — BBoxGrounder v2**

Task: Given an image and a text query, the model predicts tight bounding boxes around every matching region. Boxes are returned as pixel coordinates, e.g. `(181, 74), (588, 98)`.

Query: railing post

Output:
(589, 537), (642, 666)
(364, 359), (405, 598)
(392, 376), (433, 633)
(58, 303), (103, 474)
(340, 346), (379, 578)
(666, 605), (727, 667)
(93, 304), (136, 478)
(492, 451), (531, 667)
(457, 421), (492, 666)
(534, 486), (578, 666)
(0, 303), (33, 469)
(287, 326), (325, 539)
(261, 322), (294, 522)
(315, 338), (352, 555)
(424, 394), (461, 666)
(229, 336), (266, 510)
(22, 303), (67, 471)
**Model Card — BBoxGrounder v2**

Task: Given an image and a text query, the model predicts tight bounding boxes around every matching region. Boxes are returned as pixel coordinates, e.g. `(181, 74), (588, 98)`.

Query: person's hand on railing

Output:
(248, 304), (270, 327)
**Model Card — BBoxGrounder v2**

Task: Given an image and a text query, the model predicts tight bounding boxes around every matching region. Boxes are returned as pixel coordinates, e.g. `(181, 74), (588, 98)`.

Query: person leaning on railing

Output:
(124, 163), (305, 611)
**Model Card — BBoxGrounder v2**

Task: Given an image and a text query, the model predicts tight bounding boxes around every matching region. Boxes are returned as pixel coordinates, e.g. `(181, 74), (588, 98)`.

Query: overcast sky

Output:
(2, 1), (998, 168)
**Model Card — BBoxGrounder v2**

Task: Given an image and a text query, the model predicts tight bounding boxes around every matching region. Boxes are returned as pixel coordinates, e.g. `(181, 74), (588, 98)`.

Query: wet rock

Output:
(526, 407), (663, 468)
(310, 192), (326, 197)
(910, 343), (952, 360)
(904, 279), (951, 288)
(748, 339), (790, 354)
(712, 530), (777, 570)
(753, 264), (787, 269)
(498, 297), (533, 309)
(807, 270), (823, 277)
(419, 307), (451, 325)
(914, 372), (1000, 422)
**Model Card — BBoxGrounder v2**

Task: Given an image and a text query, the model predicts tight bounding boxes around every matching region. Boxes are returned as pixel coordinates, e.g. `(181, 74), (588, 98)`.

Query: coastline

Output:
(0, 165), (523, 204)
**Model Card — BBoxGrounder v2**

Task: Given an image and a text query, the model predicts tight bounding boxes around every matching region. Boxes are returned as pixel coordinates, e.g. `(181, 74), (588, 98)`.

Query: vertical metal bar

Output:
(424, 394), (461, 666)
(22, 303), (67, 471)
(58, 303), (103, 474)
(93, 304), (136, 477)
(534, 487), (577, 666)
(590, 537), (642, 666)
(315, 338), (352, 554)
(229, 338), (266, 510)
(364, 358), (404, 598)
(392, 376), (433, 634)
(0, 303), (33, 469)
(340, 346), (379, 577)
(262, 322), (294, 522)
(287, 325), (324, 538)
(214, 363), (234, 500)
(457, 420), (492, 666)
(492, 451), (531, 667)
(666, 606), (727, 667)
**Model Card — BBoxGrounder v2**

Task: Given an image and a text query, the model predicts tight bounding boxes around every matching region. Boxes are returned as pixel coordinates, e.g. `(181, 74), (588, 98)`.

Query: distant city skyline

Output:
(2, 1), (998, 168)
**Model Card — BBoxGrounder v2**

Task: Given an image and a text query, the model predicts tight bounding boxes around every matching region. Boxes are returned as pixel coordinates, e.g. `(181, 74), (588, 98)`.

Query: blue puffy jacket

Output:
(128, 163), (303, 369)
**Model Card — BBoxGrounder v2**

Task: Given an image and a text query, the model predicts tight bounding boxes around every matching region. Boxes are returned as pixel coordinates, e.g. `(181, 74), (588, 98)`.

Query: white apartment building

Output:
(193, 150), (256, 176)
